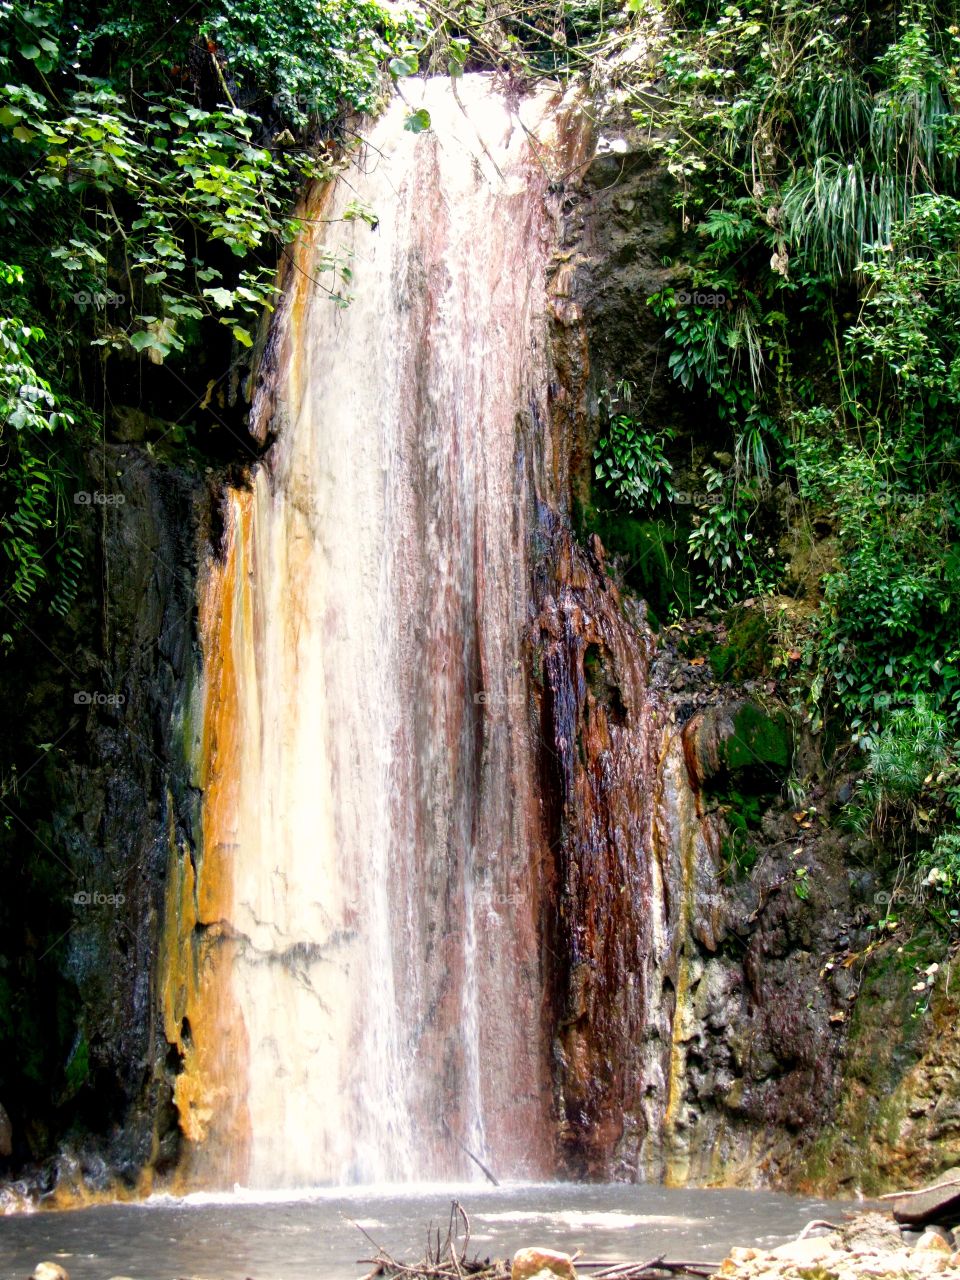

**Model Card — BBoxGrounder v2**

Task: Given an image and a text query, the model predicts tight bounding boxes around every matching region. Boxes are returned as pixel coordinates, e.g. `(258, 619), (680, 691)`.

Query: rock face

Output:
(681, 702), (793, 791)
(543, 91), (960, 1193)
(529, 521), (857, 1182)
(791, 941), (960, 1194)
(54, 446), (208, 1185)
(538, 103), (859, 1185)
(0, 437), (213, 1192)
(0, 1102), (12, 1158)
(533, 531), (665, 1173)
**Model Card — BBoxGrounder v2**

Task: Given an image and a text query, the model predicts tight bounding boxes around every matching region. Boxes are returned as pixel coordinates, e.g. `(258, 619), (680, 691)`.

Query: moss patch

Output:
(710, 607), (772, 681)
(720, 703), (793, 773)
(574, 498), (694, 623)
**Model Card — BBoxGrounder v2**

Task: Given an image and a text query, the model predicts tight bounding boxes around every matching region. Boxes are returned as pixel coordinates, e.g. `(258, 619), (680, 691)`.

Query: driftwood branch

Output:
(354, 1203), (721, 1280)
(878, 1170), (960, 1200)
(796, 1220), (840, 1240)
(358, 1260), (719, 1280)
(581, 1262), (719, 1279)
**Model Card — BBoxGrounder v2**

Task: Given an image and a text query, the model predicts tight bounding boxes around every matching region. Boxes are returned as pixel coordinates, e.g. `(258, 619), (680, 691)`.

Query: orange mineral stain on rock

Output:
(160, 490), (254, 1188)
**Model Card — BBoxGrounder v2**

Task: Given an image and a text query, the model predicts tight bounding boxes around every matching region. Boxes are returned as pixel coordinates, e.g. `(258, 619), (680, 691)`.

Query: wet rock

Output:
(712, 1216), (960, 1280)
(727, 1248), (762, 1263)
(917, 1231), (955, 1255)
(769, 1234), (841, 1265)
(111, 404), (158, 441)
(511, 1247), (577, 1280)
(682, 700), (792, 789)
(30, 1264), (70, 1280)
(891, 1169), (960, 1226)
(1, 436), (208, 1190)
(0, 1101), (11, 1157)
(839, 1211), (904, 1252)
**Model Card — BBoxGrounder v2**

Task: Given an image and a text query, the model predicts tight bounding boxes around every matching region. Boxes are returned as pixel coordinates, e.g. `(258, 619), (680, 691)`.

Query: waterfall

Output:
(171, 77), (576, 1189)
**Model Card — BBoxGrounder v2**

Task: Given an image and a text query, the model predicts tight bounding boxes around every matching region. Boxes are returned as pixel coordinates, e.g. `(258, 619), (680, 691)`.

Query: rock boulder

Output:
(890, 1169), (960, 1227)
(511, 1247), (577, 1280)
(30, 1264), (70, 1280)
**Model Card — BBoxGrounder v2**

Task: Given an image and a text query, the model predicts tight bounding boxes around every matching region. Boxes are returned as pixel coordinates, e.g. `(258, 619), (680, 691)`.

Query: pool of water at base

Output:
(0, 1181), (864, 1280)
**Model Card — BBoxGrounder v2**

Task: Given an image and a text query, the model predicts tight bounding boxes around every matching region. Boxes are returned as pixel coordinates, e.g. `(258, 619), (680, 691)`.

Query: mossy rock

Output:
(709, 607), (772, 681)
(686, 700), (793, 791)
(63, 1032), (90, 1099)
(719, 703), (793, 773)
(574, 499), (694, 622)
(792, 931), (950, 1194)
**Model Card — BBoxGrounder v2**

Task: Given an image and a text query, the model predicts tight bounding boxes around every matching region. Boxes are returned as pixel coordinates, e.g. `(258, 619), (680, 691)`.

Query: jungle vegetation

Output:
(604, 0), (960, 917)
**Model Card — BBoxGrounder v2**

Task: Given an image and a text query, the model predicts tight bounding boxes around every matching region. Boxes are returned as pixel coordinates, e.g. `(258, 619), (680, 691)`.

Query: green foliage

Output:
(623, 0), (960, 744)
(850, 194), (960, 424)
(593, 381), (676, 510)
(0, 18), (374, 359)
(781, 159), (909, 279)
(793, 864), (811, 900)
(795, 430), (960, 732)
(200, 0), (409, 125)
(0, 272), (81, 615)
(921, 831), (960, 928)
(845, 695), (960, 929)
(685, 464), (781, 608)
(645, 282), (784, 609)
(0, 0), (616, 618)
(414, 0), (623, 77)
(404, 107), (433, 134)
(0, 0), (422, 615)
(717, 786), (763, 880)
(852, 696), (953, 815)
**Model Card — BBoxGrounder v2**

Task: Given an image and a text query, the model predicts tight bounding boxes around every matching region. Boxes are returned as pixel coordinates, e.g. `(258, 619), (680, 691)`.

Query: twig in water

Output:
(441, 1117), (500, 1185)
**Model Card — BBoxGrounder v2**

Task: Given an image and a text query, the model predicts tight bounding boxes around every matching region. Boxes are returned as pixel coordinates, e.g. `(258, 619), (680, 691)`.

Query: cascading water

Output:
(170, 77), (579, 1189)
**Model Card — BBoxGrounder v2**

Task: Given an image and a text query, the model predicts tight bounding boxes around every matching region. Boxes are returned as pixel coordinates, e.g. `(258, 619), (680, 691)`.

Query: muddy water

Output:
(0, 1183), (858, 1279)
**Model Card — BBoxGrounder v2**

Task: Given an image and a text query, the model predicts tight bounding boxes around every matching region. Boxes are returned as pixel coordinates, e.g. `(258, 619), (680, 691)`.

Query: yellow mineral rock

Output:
(511, 1247), (577, 1280)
